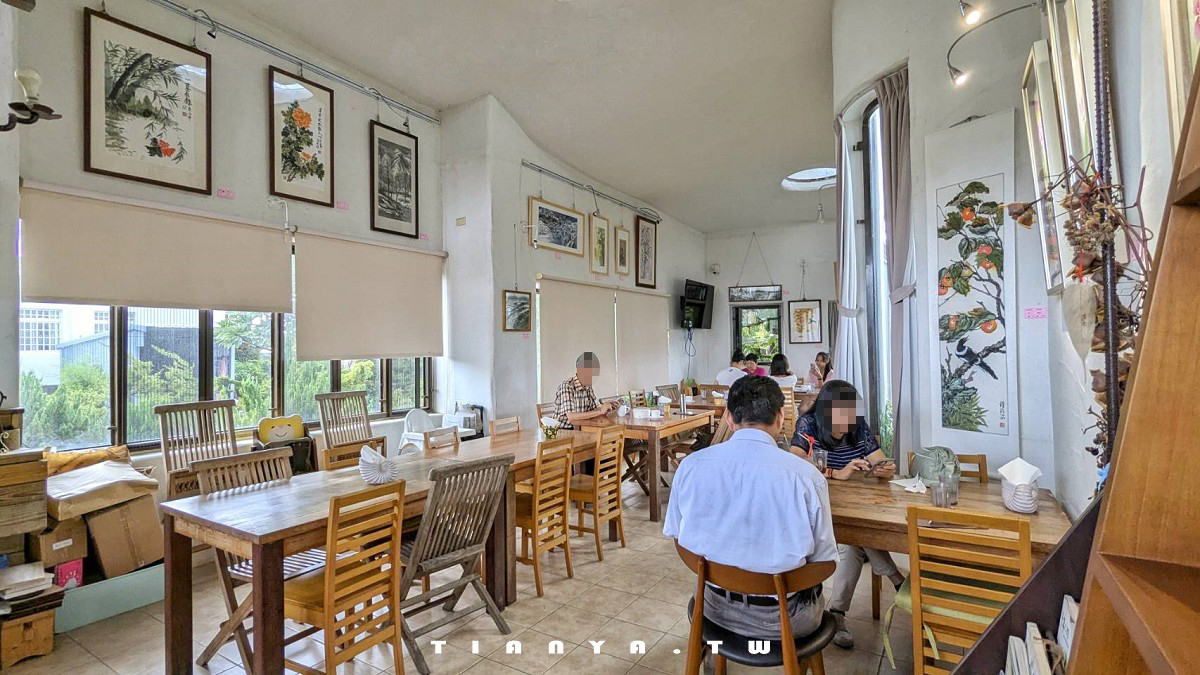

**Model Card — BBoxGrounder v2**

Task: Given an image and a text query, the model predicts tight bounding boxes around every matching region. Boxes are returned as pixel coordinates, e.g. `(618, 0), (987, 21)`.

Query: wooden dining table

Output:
(827, 476), (1071, 561)
(161, 456), (456, 675)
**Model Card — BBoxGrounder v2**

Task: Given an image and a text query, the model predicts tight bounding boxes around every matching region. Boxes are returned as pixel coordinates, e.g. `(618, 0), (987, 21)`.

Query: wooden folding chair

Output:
(515, 437), (575, 596)
(488, 416), (521, 436)
(569, 425), (627, 559)
(282, 483), (408, 675)
(398, 456), (515, 675)
(155, 400), (240, 499)
(191, 448), (324, 668)
(423, 426), (460, 451)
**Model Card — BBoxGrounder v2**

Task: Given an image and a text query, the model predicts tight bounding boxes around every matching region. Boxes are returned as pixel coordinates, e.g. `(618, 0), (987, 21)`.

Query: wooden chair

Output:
(895, 505), (1031, 674)
(155, 400), (240, 498)
(697, 383), (729, 400)
(282, 483), (407, 675)
(489, 416), (521, 436)
(676, 541), (837, 675)
(535, 401), (556, 421)
(515, 437), (575, 596)
(906, 452), (989, 484)
(398, 456), (515, 675)
(316, 390), (374, 447)
(569, 425), (627, 560)
(422, 426), (460, 451)
(781, 388), (798, 441)
(191, 448), (324, 668)
(320, 436), (385, 470)
(710, 415), (734, 445)
(627, 390), (648, 406)
(656, 383), (681, 402)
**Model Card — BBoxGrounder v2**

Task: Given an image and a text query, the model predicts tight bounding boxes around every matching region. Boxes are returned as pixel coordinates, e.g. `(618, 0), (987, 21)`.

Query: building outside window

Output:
(19, 308), (61, 352)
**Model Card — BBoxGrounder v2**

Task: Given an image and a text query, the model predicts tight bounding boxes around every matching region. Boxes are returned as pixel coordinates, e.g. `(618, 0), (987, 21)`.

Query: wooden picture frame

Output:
(369, 120), (418, 238)
(502, 290), (532, 332)
(635, 215), (657, 289)
(589, 214), (610, 275)
(615, 227), (631, 275)
(728, 285), (783, 303)
(269, 66), (334, 207)
(788, 299), (823, 344)
(83, 8), (211, 194)
(1022, 41), (1070, 293)
(528, 196), (585, 256)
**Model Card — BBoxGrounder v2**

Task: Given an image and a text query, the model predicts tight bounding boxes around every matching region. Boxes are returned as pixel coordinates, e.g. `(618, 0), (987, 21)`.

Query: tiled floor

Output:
(9, 488), (917, 675)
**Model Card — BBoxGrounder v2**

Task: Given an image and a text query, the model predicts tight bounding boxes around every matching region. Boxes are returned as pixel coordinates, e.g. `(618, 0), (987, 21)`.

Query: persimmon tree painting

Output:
(935, 177), (1010, 434)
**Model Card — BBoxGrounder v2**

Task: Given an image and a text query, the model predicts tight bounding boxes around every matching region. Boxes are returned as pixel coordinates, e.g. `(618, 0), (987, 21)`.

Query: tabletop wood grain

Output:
(589, 409), (714, 432)
(422, 428), (598, 470)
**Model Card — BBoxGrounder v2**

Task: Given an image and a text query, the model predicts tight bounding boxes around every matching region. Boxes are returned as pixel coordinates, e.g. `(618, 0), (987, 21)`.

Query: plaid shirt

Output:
(554, 375), (599, 429)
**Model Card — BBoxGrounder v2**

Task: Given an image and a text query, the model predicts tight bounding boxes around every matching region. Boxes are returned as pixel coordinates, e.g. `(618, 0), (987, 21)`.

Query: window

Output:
(213, 311), (273, 428)
(732, 305), (782, 358)
(18, 303), (112, 450)
(19, 308), (61, 351)
(126, 308), (201, 443)
(863, 102), (891, 425)
(282, 313), (332, 422)
(390, 358), (420, 412)
(94, 309), (110, 336)
(339, 359), (382, 412)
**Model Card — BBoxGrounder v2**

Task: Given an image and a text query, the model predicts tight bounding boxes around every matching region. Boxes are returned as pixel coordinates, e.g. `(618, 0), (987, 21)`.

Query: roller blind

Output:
(19, 186), (291, 312)
(294, 232), (444, 360)
(616, 290), (670, 393)
(538, 279), (617, 400)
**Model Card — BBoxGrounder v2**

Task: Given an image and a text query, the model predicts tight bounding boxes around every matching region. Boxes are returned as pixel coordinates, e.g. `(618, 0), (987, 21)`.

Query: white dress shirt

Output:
(714, 367), (748, 387)
(663, 428), (838, 574)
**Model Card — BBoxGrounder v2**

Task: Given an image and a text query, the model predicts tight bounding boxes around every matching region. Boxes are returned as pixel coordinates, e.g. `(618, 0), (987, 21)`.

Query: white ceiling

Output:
(213, 0), (835, 232)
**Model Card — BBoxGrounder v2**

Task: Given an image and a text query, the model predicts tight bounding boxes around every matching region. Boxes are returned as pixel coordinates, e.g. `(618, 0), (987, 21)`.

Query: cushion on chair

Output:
(685, 598), (836, 667)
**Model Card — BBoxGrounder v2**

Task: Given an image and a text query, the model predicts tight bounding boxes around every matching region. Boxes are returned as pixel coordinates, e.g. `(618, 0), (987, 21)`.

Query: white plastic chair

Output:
(401, 409), (436, 448)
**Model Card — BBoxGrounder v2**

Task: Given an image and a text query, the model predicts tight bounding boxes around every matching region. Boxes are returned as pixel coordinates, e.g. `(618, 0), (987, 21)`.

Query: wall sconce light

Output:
(945, 2), (1036, 87)
(958, 1), (982, 25)
(948, 65), (969, 87)
(1, 68), (61, 132)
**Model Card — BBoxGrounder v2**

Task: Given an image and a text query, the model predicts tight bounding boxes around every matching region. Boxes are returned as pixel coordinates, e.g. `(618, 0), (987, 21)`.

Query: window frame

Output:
(861, 99), (888, 429)
(730, 303), (784, 358)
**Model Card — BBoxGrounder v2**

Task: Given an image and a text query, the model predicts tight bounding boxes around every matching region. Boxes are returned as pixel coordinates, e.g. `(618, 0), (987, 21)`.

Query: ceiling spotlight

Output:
(958, 1), (981, 25)
(949, 65), (969, 86)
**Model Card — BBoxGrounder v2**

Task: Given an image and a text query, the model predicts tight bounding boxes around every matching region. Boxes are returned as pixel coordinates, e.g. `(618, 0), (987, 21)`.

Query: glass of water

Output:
(812, 448), (828, 473)
(931, 482), (951, 508)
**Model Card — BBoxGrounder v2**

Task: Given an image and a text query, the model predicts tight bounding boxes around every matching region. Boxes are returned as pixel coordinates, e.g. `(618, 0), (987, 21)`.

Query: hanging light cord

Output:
(734, 233), (775, 287)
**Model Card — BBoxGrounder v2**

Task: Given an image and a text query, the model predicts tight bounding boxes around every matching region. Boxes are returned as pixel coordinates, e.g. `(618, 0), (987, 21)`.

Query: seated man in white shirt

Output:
(713, 350), (749, 387)
(664, 375), (837, 638)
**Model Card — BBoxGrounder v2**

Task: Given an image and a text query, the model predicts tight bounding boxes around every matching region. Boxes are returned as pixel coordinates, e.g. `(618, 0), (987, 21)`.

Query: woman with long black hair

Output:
(789, 379), (903, 649)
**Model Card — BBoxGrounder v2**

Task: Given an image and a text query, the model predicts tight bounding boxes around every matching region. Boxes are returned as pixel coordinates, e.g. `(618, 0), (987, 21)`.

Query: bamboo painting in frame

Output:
(615, 227), (631, 275)
(635, 215), (657, 289)
(84, 8), (211, 194)
(370, 120), (419, 238)
(788, 300), (822, 344)
(589, 214), (610, 275)
(528, 197), (585, 256)
(502, 290), (532, 332)
(269, 66), (334, 206)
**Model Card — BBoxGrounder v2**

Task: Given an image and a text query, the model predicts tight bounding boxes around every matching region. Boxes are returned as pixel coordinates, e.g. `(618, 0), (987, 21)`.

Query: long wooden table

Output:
(827, 476), (1071, 561)
(161, 456), (455, 675)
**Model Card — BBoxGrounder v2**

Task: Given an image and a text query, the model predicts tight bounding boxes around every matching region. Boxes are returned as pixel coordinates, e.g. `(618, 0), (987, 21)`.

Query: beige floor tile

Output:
(566, 586), (640, 617)
(464, 659), (526, 674)
(633, 634), (689, 675)
(4, 635), (115, 675)
(624, 666), (668, 675)
(640, 576), (694, 607)
(444, 615), (527, 656)
(544, 644), (636, 675)
(407, 643), (482, 675)
(614, 597), (686, 633)
(518, 577), (594, 604)
(583, 618), (664, 663)
(665, 615), (692, 639)
(484, 628), (573, 674)
(593, 567), (666, 596)
(531, 605), (609, 644)
(820, 647), (884, 674)
(502, 596), (563, 626)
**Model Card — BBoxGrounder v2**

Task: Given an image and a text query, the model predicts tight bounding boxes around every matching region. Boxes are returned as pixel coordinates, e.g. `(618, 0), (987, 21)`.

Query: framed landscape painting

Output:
(528, 197), (584, 255)
(788, 299), (822, 344)
(84, 8), (211, 194)
(615, 227), (631, 275)
(502, 290), (532, 332)
(590, 214), (610, 275)
(729, 285), (783, 303)
(269, 66), (334, 206)
(370, 120), (418, 238)
(635, 215), (657, 289)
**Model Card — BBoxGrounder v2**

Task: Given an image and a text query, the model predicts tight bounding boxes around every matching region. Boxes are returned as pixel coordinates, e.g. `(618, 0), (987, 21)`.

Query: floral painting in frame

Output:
(788, 299), (822, 344)
(635, 215), (657, 289)
(84, 8), (211, 194)
(528, 196), (585, 256)
(589, 214), (610, 275)
(615, 227), (631, 275)
(370, 120), (418, 238)
(269, 66), (334, 206)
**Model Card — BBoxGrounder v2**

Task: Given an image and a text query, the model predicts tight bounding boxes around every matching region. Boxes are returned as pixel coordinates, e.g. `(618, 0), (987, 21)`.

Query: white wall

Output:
(0, 6), (18, 403)
(700, 224), (838, 380)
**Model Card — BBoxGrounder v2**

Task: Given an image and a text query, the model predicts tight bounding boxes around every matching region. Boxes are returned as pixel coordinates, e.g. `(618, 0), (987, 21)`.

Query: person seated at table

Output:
(664, 375), (837, 639)
(769, 353), (798, 389)
(554, 351), (617, 430)
(742, 352), (767, 376)
(789, 379), (902, 649)
(807, 351), (833, 387)
(714, 350), (749, 387)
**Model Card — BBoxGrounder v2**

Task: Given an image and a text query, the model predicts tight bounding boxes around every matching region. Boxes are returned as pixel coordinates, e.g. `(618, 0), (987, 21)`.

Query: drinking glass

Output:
(931, 482), (951, 508)
(942, 472), (960, 506)
(812, 448), (828, 473)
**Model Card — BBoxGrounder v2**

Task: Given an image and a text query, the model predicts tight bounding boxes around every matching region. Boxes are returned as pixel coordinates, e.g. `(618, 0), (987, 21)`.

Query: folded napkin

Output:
(539, 416), (561, 429)
(998, 457), (1042, 485)
(890, 476), (928, 494)
(359, 444), (401, 485)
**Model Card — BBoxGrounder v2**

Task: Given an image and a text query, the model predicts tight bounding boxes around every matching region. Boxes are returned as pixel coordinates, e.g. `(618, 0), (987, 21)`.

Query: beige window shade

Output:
(616, 290), (670, 393)
(538, 279), (617, 401)
(19, 186), (291, 312)
(294, 232), (444, 360)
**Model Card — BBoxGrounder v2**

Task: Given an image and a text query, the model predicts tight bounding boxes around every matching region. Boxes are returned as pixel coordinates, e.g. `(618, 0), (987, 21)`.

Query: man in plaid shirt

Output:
(553, 352), (617, 430)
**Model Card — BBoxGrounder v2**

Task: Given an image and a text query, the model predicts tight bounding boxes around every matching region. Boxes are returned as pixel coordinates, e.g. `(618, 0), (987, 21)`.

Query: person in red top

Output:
(742, 352), (768, 376)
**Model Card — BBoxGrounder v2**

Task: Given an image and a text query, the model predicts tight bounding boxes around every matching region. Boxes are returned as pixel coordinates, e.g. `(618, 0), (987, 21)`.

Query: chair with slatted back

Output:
(906, 452), (989, 484)
(627, 390), (648, 406)
(697, 383), (729, 401)
(568, 425), (627, 560)
(515, 437), (575, 596)
(155, 400), (240, 499)
(398, 455), (515, 675)
(710, 415), (734, 445)
(656, 383), (681, 402)
(535, 401), (556, 421)
(191, 448), (325, 668)
(422, 426), (460, 451)
(881, 505), (1031, 674)
(316, 390), (374, 446)
(488, 416), (521, 436)
(320, 436), (386, 470)
(781, 387), (798, 441)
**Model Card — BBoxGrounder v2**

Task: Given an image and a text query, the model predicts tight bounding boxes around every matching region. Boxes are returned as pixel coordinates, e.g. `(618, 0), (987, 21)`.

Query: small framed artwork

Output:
(269, 66), (334, 206)
(729, 285), (783, 303)
(615, 227), (631, 275)
(502, 290), (532, 332)
(589, 214), (610, 275)
(635, 215), (657, 289)
(528, 196), (585, 256)
(370, 120), (418, 238)
(84, 8), (211, 194)
(788, 299), (823, 344)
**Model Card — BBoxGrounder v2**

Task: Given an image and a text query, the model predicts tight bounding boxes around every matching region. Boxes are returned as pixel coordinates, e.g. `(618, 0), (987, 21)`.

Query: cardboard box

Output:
(84, 496), (163, 579)
(27, 519), (87, 568)
(52, 560), (83, 590)
(0, 450), (47, 538)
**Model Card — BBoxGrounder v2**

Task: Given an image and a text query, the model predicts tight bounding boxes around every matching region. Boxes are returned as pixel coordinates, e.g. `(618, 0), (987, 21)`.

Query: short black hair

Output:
(726, 375), (784, 426)
(731, 350), (745, 363)
(744, 352), (759, 362)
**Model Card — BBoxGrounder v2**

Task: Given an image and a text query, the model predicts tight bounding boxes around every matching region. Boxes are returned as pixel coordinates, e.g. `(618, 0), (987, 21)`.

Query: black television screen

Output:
(680, 279), (714, 329)
(683, 279), (710, 302)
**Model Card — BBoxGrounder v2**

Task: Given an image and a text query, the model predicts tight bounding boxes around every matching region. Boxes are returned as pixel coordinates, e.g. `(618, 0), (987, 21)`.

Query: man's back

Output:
(663, 428), (837, 574)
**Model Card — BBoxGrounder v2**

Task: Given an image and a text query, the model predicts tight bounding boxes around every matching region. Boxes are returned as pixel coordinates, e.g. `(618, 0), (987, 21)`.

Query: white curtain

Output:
(832, 120), (866, 389)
